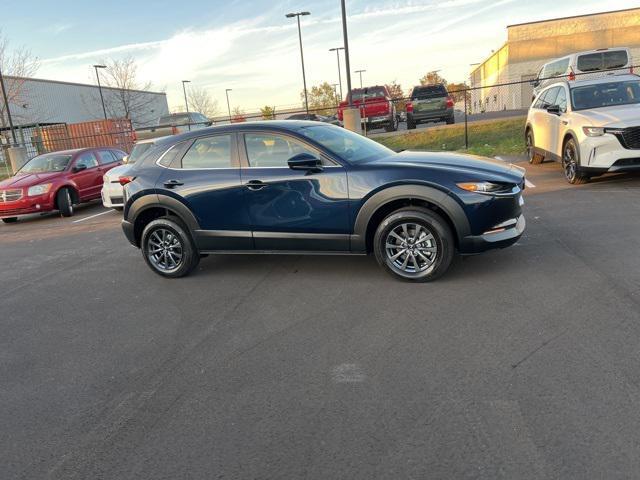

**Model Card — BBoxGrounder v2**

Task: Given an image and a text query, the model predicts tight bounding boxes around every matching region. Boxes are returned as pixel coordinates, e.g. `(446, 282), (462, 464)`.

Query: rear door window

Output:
(244, 133), (319, 168)
(75, 152), (99, 169)
(97, 150), (117, 165)
(180, 135), (232, 169)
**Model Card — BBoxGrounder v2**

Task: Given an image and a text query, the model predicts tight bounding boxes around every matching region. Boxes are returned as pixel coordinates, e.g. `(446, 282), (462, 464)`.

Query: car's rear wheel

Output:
(2, 217), (18, 224)
(385, 113), (399, 132)
(141, 217), (200, 278)
(374, 208), (454, 282)
(446, 115), (455, 125)
(562, 138), (589, 185)
(526, 129), (543, 165)
(57, 188), (74, 217)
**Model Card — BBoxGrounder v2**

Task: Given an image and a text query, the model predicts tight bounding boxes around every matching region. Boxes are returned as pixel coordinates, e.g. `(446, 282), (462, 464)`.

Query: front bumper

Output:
(459, 214), (526, 254)
(580, 134), (640, 172)
(362, 115), (390, 125)
(0, 193), (55, 218)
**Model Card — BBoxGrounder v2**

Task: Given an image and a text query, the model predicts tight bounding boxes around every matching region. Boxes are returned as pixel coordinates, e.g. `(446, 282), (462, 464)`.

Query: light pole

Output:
(329, 47), (344, 100)
(355, 69), (366, 88)
(225, 89), (232, 122)
(182, 80), (191, 131)
(331, 83), (339, 105)
(93, 64), (107, 120)
(0, 64), (16, 144)
(286, 11), (311, 114)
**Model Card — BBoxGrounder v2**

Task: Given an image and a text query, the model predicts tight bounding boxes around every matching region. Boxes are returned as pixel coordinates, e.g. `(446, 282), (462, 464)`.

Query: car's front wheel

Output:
(562, 137), (589, 184)
(374, 208), (454, 282)
(57, 188), (74, 217)
(385, 112), (399, 132)
(141, 217), (200, 278)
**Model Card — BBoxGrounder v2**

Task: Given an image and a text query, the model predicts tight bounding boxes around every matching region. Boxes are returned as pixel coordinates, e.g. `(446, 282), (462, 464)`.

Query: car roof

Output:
(38, 147), (113, 156)
(543, 73), (639, 90)
(153, 120), (333, 145)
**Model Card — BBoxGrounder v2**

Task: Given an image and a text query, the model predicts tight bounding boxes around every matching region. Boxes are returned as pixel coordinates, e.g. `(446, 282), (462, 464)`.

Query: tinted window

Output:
(244, 133), (319, 168)
(350, 87), (386, 101)
(181, 135), (232, 169)
(604, 50), (628, 69)
(75, 152), (99, 169)
(158, 114), (191, 126)
(299, 125), (393, 164)
(555, 87), (568, 112)
(97, 150), (116, 165)
(577, 53), (603, 72)
(111, 150), (126, 161)
(412, 85), (447, 99)
(157, 142), (189, 168)
(571, 79), (640, 110)
(128, 143), (153, 164)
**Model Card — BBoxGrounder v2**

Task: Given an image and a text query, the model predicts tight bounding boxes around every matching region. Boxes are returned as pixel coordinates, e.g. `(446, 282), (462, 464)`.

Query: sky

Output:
(4, 0), (640, 114)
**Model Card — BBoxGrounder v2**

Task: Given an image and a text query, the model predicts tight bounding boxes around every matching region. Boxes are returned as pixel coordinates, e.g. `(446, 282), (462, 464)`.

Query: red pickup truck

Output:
(338, 85), (398, 132)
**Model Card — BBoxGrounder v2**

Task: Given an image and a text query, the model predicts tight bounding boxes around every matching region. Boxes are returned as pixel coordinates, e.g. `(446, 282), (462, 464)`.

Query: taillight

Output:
(568, 70), (576, 81)
(118, 175), (135, 186)
(446, 96), (454, 108)
(406, 102), (413, 113)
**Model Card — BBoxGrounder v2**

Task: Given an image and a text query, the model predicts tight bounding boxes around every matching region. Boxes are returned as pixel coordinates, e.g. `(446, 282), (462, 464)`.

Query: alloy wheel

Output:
(563, 142), (578, 182)
(526, 133), (534, 163)
(385, 222), (438, 274)
(147, 228), (184, 272)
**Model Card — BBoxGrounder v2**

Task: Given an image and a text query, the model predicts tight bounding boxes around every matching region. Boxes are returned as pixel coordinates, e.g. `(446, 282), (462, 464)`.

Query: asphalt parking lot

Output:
(3, 158), (640, 479)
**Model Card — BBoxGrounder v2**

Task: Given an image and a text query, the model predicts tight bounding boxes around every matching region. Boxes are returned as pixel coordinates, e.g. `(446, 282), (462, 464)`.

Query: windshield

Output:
(128, 143), (153, 163)
(158, 114), (191, 126)
(571, 80), (640, 110)
(18, 153), (72, 174)
(350, 87), (386, 101)
(299, 125), (393, 164)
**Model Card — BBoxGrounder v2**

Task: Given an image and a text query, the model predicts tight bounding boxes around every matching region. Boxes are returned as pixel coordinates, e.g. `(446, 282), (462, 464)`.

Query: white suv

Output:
(525, 74), (640, 184)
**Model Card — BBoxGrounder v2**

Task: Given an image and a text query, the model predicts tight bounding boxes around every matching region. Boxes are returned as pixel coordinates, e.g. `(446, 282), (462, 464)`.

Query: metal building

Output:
(0, 75), (169, 129)
(469, 8), (640, 114)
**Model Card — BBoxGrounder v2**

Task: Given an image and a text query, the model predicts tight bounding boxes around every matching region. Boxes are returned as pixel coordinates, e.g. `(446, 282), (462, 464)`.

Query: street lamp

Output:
(329, 47), (345, 100)
(285, 11), (311, 114)
(182, 80), (191, 131)
(93, 64), (107, 120)
(355, 69), (366, 88)
(331, 83), (339, 105)
(225, 89), (233, 122)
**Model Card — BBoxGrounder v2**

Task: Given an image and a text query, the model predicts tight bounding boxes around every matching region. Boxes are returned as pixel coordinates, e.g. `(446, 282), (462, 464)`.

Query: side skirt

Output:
(199, 250), (367, 256)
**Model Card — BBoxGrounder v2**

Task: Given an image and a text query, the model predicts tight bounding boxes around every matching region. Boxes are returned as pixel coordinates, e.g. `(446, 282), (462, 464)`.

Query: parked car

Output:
(102, 138), (160, 210)
(286, 113), (342, 126)
(337, 86), (398, 132)
(120, 122), (525, 281)
(532, 47), (633, 99)
(525, 74), (640, 184)
(135, 112), (212, 141)
(406, 84), (455, 129)
(0, 147), (125, 223)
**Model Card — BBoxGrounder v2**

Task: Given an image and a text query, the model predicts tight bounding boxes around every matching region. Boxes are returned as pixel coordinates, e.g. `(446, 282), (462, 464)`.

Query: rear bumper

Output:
(122, 219), (137, 247)
(459, 214), (525, 254)
(101, 182), (124, 208)
(408, 109), (453, 122)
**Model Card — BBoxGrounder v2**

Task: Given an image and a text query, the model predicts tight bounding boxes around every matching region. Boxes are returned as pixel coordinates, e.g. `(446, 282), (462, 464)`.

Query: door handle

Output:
(163, 179), (184, 188)
(246, 180), (268, 191)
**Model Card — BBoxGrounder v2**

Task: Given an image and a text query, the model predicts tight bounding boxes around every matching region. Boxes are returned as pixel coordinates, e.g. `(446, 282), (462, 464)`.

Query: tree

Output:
(260, 105), (275, 120)
(301, 82), (339, 116)
(231, 106), (246, 123)
(0, 31), (40, 129)
(419, 71), (447, 86)
(188, 86), (219, 119)
(386, 80), (406, 112)
(97, 55), (160, 127)
(446, 82), (471, 106)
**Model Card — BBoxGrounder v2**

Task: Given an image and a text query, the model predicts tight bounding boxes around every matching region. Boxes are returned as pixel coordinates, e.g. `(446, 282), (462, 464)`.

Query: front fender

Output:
(350, 184), (470, 252)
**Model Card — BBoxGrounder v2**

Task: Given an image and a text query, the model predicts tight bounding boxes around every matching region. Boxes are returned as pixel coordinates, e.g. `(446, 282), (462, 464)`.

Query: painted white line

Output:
(72, 210), (114, 223)
(525, 179), (536, 188)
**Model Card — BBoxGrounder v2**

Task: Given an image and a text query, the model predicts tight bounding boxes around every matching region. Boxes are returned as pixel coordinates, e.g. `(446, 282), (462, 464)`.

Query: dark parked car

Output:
(121, 122), (525, 281)
(406, 84), (455, 129)
(286, 113), (342, 126)
(0, 147), (125, 222)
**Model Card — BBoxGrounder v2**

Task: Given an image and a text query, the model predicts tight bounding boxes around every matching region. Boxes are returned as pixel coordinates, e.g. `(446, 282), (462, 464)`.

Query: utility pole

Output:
(182, 80), (191, 131)
(329, 47), (345, 100)
(0, 63), (17, 144)
(93, 64), (108, 120)
(286, 11), (311, 114)
(225, 89), (233, 123)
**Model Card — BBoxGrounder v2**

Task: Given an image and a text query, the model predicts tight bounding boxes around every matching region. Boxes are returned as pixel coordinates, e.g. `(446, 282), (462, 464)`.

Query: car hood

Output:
(372, 151), (524, 181)
(103, 164), (132, 180)
(0, 171), (62, 189)
(572, 104), (640, 127)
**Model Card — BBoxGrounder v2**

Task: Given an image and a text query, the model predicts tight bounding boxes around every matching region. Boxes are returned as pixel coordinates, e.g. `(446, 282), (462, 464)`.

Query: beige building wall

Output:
(469, 8), (640, 113)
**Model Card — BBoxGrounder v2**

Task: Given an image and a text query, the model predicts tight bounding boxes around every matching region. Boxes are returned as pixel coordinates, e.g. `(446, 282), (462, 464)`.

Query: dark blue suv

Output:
(121, 121), (525, 282)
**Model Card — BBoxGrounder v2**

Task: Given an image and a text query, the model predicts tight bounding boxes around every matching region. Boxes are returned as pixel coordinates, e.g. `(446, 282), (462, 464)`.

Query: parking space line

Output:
(72, 210), (114, 223)
(525, 179), (536, 188)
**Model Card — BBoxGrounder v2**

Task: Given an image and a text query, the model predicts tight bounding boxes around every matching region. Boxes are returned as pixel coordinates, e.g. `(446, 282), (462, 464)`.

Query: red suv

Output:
(338, 85), (398, 132)
(0, 147), (125, 223)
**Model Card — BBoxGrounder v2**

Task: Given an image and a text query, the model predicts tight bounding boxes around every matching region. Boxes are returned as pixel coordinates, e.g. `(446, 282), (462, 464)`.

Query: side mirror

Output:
(531, 79), (540, 87)
(122, 155), (129, 164)
(73, 164), (87, 173)
(546, 105), (561, 115)
(287, 153), (323, 172)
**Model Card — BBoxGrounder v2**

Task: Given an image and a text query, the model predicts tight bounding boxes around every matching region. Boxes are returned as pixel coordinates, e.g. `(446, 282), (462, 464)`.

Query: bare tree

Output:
(187, 86), (219, 119)
(0, 31), (40, 128)
(97, 55), (161, 127)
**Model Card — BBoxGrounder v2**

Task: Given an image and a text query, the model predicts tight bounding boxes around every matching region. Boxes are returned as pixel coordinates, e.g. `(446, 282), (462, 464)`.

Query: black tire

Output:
(2, 217), (18, 224)
(373, 207), (455, 282)
(56, 188), (75, 217)
(141, 217), (200, 278)
(526, 129), (543, 165)
(446, 116), (455, 125)
(385, 113), (398, 132)
(113, 206), (124, 212)
(562, 137), (589, 185)
(407, 117), (416, 130)
(140, 217), (200, 278)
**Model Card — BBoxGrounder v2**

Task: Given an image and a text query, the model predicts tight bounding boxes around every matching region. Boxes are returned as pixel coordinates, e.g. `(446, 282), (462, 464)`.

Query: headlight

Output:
(27, 184), (52, 196)
(583, 126), (605, 137)
(457, 181), (514, 194)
